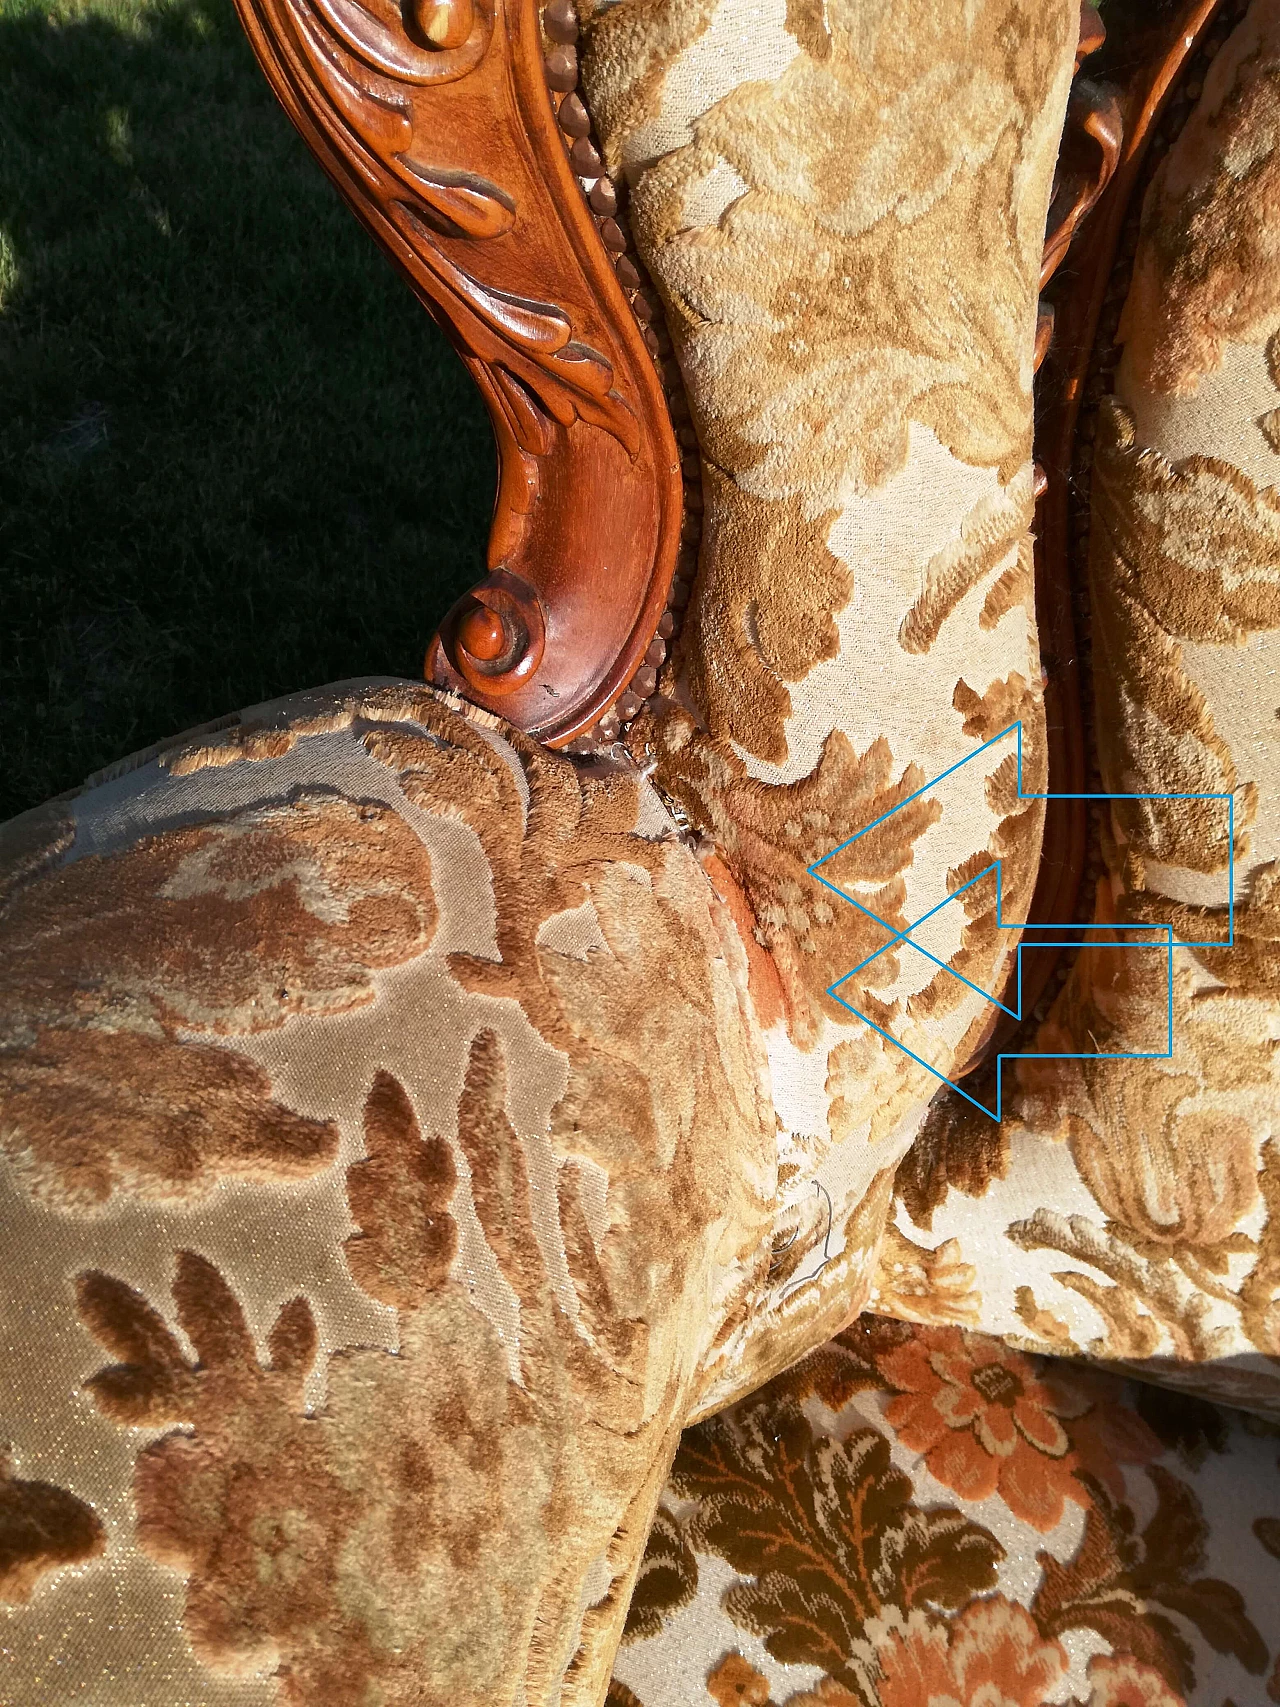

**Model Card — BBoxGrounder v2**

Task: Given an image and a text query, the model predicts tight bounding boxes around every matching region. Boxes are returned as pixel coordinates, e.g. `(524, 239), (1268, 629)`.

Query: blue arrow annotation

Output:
(809, 720), (1235, 1122)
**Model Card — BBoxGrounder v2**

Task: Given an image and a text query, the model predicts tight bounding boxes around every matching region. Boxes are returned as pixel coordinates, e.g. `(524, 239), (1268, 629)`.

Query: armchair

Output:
(2, 1), (1279, 1703)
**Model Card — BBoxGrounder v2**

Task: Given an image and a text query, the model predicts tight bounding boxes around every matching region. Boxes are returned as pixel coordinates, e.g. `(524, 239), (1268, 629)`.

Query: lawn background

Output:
(0, 0), (494, 820)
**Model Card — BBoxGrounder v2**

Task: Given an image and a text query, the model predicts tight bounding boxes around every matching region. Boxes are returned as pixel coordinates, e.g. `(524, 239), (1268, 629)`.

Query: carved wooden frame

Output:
(233, 0), (695, 749)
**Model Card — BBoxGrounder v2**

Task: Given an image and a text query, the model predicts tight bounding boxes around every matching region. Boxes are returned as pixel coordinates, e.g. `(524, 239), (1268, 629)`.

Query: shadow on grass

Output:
(0, 0), (494, 817)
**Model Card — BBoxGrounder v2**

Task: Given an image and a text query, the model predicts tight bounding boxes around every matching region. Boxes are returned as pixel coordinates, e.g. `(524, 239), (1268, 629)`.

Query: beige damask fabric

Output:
(881, 0), (1280, 1415)
(7, 0), (1280, 1702)
(580, 0), (1078, 1408)
(607, 1317), (1280, 1707)
(1, 0), (1081, 1693)
(0, 682), (780, 1705)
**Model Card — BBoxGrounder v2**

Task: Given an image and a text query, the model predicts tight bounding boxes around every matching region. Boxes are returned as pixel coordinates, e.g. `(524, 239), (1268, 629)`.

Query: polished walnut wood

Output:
(233, 0), (684, 747)
(1041, 74), (1123, 290)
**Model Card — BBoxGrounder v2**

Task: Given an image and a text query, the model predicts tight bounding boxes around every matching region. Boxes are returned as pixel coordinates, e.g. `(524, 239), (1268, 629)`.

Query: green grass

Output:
(0, 0), (494, 819)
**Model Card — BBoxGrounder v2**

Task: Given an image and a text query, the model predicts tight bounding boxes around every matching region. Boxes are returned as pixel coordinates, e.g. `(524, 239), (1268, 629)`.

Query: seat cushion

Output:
(610, 1317), (1280, 1707)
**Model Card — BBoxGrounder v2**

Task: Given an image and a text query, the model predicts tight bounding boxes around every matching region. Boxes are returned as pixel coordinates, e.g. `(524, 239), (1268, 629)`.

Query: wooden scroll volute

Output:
(233, 0), (683, 747)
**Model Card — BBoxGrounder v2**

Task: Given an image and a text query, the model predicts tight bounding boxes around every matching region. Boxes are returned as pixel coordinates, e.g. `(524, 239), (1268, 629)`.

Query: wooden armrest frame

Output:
(233, 0), (693, 748)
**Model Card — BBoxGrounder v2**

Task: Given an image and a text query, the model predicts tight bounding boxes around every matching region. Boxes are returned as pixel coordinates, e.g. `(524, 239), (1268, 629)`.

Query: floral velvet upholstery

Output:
(881, 0), (1280, 1415)
(610, 1320), (1280, 1707)
(4, 0), (1280, 1703)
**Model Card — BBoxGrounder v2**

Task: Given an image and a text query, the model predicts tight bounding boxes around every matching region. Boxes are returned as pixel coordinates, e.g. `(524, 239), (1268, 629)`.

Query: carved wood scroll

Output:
(233, 0), (686, 747)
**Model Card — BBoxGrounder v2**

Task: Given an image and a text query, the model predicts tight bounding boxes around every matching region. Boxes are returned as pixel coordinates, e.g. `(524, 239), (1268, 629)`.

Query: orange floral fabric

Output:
(878, 1329), (1088, 1530)
(609, 1318), (1280, 1707)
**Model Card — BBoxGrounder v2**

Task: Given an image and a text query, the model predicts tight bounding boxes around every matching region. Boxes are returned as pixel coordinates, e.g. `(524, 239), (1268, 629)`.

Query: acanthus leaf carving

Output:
(492, 365), (557, 459)
(235, 0), (684, 742)
(274, 0), (641, 462)
(393, 160), (516, 238)
(306, 0), (494, 84)
(391, 200), (640, 454)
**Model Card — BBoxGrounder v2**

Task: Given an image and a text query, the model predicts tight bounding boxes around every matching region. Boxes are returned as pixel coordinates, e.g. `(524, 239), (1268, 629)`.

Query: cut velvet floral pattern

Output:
(876, 0), (1280, 1419)
(694, 1622), (1211, 1707)
(609, 1319), (1280, 1707)
(878, 1328), (1085, 1530)
(694, 1638), (1201, 1707)
(70, 1024), (758, 1707)
(876, 1326), (1164, 1532)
